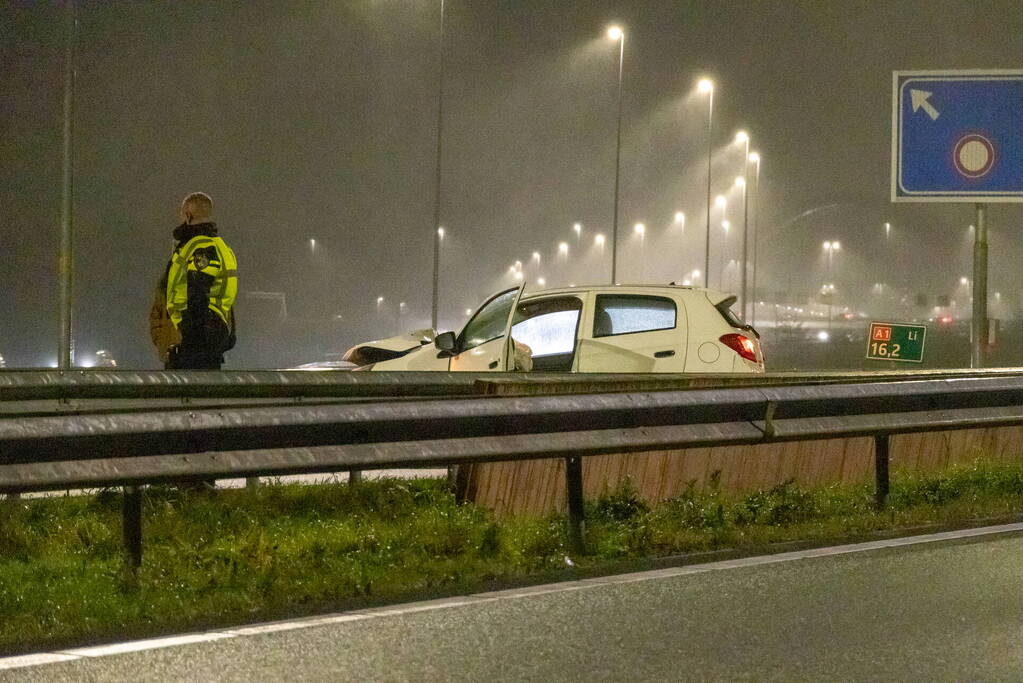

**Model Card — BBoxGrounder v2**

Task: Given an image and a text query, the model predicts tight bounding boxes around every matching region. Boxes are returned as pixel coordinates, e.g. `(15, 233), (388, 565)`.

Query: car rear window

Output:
(593, 295), (677, 338)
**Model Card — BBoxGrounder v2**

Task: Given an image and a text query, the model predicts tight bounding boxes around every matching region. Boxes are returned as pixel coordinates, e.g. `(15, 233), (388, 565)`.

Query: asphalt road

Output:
(8, 528), (1023, 682)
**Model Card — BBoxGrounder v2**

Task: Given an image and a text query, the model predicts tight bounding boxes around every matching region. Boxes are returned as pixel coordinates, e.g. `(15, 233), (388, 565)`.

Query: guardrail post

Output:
(565, 456), (586, 555)
(348, 469), (362, 486)
(874, 434), (890, 510)
(122, 486), (143, 570)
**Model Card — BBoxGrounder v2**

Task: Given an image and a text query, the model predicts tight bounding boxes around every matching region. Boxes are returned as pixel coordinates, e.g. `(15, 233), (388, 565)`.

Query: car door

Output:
(508, 295), (584, 372)
(449, 286), (524, 372)
(575, 292), (687, 372)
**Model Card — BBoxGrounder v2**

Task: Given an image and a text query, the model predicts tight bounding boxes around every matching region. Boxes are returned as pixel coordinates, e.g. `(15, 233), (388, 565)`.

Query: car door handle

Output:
(489, 360), (499, 369)
(653, 350), (676, 358)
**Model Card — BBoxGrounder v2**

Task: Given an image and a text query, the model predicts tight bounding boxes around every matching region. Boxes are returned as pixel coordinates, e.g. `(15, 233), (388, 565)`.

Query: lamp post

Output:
(720, 220), (731, 288)
(735, 131), (751, 320)
(430, 0), (447, 332)
(823, 240), (840, 335)
(749, 151), (761, 327)
(697, 78), (714, 288)
(713, 195), (726, 288)
(59, 0), (77, 370)
(608, 25), (625, 285)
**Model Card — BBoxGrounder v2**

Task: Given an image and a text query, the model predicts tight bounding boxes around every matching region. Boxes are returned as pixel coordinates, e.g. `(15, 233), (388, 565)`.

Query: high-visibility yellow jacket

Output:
(166, 232), (238, 329)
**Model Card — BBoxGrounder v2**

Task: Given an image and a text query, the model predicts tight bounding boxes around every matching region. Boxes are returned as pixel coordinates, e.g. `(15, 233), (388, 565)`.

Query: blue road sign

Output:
(892, 71), (1023, 202)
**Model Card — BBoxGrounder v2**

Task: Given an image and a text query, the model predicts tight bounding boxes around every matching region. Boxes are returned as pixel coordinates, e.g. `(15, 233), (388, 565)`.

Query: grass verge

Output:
(4, 460), (1023, 655)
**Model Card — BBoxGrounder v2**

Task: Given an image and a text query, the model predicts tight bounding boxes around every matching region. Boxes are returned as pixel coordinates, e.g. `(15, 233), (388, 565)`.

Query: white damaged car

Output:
(343, 284), (764, 374)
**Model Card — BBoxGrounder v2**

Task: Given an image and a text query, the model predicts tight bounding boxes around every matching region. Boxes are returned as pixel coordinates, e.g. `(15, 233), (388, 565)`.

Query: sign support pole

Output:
(971, 203), (988, 368)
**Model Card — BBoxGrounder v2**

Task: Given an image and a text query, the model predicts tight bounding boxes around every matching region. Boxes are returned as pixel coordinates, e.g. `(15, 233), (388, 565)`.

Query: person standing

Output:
(163, 192), (238, 369)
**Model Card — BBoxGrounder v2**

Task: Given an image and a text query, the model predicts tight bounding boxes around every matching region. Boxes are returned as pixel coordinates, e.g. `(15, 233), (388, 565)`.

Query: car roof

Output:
(520, 283), (734, 305)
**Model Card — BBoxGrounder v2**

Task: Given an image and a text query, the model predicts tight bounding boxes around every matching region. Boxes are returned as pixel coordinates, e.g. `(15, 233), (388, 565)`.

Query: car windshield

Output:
(460, 289), (518, 351)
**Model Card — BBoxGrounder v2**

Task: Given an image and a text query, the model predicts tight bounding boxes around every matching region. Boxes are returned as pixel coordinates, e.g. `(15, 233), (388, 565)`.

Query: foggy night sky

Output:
(2, 0), (1022, 368)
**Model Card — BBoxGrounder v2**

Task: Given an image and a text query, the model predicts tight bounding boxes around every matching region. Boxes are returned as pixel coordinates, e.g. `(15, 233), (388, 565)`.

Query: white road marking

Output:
(0, 653), (79, 670)
(4, 521), (1023, 671)
(57, 632), (234, 658)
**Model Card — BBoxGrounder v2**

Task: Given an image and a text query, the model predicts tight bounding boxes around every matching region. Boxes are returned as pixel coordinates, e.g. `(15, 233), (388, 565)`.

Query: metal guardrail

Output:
(4, 372), (1023, 565)
(4, 367), (1023, 401)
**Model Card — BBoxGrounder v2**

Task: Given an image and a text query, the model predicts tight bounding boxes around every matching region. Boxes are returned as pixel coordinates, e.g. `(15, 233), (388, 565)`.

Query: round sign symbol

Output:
(953, 134), (995, 178)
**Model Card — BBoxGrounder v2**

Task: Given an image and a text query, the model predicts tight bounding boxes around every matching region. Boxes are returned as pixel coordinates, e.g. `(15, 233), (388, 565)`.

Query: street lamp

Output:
(430, 0), (447, 332)
(532, 251), (541, 265)
(748, 151), (762, 326)
(697, 77), (715, 293)
(573, 222), (582, 246)
(674, 211), (685, 225)
(823, 241), (840, 334)
(559, 241), (569, 262)
(608, 25), (625, 285)
(734, 131), (751, 320)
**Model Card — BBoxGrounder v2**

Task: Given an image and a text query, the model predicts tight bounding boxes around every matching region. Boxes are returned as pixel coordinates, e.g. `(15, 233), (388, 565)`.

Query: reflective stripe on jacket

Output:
(166, 235), (238, 327)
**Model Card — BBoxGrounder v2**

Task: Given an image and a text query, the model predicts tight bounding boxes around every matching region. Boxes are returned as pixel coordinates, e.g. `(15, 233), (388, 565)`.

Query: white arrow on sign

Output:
(910, 89), (940, 121)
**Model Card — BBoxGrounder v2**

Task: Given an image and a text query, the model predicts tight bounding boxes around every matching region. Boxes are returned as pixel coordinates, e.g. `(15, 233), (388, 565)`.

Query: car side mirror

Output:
(434, 331), (457, 356)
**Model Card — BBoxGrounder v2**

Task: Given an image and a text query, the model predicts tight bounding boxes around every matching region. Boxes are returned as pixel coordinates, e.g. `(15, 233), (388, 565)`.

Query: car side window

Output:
(593, 295), (676, 338)
(459, 289), (518, 352)
(511, 297), (583, 357)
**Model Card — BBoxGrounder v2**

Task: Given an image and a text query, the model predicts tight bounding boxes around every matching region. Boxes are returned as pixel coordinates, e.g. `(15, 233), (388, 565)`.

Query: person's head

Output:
(179, 192), (213, 225)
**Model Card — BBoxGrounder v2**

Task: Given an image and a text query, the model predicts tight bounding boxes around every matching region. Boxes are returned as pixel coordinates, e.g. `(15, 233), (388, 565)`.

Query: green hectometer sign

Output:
(866, 322), (927, 363)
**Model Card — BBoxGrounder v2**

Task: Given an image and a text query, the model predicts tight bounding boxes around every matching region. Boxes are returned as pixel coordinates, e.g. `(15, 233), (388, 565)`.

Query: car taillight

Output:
(720, 333), (758, 363)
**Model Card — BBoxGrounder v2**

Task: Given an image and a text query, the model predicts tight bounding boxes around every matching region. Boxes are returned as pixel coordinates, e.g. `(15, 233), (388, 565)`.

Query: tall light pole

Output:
(735, 131), (751, 320)
(749, 152), (762, 327)
(59, 0), (77, 370)
(697, 78), (714, 288)
(713, 195), (726, 288)
(823, 241), (840, 335)
(608, 25), (625, 285)
(430, 0), (446, 332)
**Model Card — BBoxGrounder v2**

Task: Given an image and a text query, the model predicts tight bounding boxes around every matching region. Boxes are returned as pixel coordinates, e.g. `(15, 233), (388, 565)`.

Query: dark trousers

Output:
(167, 311), (229, 370)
